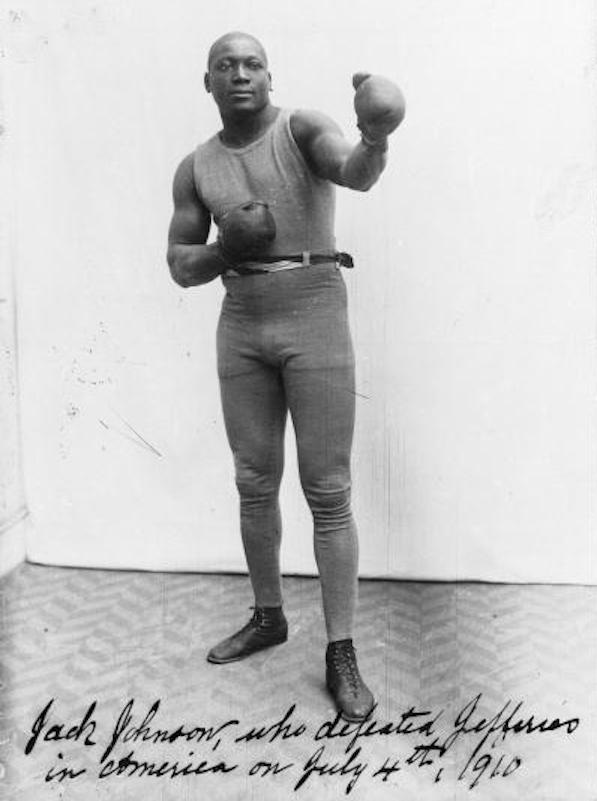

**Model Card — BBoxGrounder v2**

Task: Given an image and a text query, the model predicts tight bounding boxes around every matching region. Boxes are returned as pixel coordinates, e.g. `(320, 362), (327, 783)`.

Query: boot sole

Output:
(206, 634), (288, 664)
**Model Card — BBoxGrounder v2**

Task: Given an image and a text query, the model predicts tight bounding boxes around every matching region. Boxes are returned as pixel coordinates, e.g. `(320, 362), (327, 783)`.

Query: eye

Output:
(247, 60), (263, 70)
(216, 60), (231, 72)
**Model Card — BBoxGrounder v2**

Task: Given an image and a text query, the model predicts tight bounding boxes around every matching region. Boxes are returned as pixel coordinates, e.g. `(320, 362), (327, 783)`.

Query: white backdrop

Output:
(4, 0), (596, 581)
(0, 59), (27, 576)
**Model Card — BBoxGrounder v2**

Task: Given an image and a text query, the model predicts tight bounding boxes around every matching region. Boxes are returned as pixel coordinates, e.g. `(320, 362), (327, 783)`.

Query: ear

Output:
(204, 72), (211, 94)
(268, 71), (273, 92)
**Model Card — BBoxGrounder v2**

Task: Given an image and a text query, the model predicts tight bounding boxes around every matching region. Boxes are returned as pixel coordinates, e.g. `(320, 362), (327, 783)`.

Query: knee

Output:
(301, 476), (353, 528)
(234, 457), (282, 506)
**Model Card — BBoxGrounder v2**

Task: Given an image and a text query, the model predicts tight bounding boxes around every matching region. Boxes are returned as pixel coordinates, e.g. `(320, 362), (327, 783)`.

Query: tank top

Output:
(192, 108), (336, 257)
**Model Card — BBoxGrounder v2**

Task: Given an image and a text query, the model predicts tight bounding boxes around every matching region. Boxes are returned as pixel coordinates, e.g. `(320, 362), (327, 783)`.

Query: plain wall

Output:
(0, 59), (27, 577)
(4, 0), (596, 581)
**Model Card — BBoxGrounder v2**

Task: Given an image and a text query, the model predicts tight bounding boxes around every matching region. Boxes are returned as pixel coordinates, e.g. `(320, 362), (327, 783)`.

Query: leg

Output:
(219, 364), (287, 607)
(279, 270), (374, 720)
(283, 363), (358, 642)
(220, 363), (286, 606)
(285, 360), (373, 720)
(207, 314), (289, 664)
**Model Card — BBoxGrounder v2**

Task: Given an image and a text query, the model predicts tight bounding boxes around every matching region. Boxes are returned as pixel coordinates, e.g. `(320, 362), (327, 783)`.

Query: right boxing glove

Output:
(218, 200), (276, 264)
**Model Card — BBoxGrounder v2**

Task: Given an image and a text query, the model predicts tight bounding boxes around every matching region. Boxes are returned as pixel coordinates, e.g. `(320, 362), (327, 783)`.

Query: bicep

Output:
(291, 110), (353, 185)
(168, 154), (211, 247)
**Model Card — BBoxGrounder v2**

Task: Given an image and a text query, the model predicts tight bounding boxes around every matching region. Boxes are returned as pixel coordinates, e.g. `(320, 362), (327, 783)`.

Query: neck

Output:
(219, 104), (279, 147)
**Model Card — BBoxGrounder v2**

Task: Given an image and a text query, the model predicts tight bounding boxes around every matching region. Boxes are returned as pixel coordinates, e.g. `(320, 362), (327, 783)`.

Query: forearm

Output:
(339, 139), (388, 192)
(167, 242), (227, 287)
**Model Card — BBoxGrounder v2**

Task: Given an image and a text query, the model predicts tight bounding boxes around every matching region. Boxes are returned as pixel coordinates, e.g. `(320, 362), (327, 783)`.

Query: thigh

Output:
(217, 305), (288, 477)
(281, 284), (356, 481)
(219, 364), (288, 482)
(284, 364), (355, 484)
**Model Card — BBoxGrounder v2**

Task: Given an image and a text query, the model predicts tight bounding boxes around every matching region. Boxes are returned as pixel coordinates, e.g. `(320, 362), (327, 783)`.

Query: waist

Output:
(221, 262), (348, 317)
(222, 250), (353, 277)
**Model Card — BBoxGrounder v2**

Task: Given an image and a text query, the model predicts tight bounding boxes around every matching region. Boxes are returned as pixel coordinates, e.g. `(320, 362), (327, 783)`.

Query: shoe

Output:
(206, 606), (288, 664)
(326, 640), (375, 722)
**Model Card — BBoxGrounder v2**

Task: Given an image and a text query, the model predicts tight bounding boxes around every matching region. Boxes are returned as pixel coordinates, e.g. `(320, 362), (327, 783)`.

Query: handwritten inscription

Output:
(23, 695), (580, 794)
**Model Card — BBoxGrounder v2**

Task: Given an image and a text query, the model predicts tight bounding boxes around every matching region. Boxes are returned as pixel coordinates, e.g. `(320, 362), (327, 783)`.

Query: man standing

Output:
(167, 31), (404, 722)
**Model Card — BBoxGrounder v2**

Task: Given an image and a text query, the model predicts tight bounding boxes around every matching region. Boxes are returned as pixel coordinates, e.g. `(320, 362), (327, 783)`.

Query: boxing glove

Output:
(352, 72), (405, 145)
(218, 200), (276, 264)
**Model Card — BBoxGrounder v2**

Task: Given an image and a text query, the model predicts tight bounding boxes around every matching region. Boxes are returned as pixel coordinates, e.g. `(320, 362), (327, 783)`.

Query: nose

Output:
(232, 63), (250, 82)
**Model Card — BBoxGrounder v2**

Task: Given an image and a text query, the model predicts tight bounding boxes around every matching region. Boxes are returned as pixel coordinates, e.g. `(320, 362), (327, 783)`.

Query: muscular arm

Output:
(166, 154), (227, 287)
(290, 109), (387, 192)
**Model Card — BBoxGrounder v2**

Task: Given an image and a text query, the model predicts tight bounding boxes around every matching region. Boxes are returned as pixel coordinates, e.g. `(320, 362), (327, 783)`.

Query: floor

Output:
(0, 564), (595, 801)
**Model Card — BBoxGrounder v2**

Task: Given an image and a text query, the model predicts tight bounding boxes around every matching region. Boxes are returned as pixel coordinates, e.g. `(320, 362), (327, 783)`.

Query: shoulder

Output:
(174, 152), (195, 179)
(172, 152), (205, 208)
(173, 153), (195, 191)
(173, 133), (220, 191)
(289, 109), (342, 149)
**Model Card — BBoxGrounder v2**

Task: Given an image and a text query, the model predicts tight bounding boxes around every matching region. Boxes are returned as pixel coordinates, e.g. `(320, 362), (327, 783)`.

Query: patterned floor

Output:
(0, 564), (595, 801)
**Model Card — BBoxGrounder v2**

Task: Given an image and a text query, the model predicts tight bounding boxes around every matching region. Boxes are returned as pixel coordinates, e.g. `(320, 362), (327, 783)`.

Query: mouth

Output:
(229, 91), (253, 99)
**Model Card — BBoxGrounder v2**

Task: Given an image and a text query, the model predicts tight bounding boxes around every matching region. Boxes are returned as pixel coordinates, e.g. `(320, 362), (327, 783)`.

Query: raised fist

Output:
(352, 72), (405, 144)
(218, 200), (276, 263)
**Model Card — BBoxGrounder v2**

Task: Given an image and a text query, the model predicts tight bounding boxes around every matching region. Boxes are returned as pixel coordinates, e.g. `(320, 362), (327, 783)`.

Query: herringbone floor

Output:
(0, 564), (595, 800)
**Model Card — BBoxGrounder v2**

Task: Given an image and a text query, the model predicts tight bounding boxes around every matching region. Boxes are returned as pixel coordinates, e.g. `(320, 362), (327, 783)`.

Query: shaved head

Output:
(203, 31), (273, 120)
(207, 31), (268, 70)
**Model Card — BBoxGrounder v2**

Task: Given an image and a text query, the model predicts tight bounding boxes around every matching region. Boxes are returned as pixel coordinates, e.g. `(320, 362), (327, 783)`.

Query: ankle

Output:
(327, 638), (354, 653)
(256, 604), (284, 615)
(252, 605), (287, 627)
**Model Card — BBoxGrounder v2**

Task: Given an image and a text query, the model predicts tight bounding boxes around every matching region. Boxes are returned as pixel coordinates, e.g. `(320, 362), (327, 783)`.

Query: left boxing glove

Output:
(218, 200), (276, 264)
(353, 73), (405, 145)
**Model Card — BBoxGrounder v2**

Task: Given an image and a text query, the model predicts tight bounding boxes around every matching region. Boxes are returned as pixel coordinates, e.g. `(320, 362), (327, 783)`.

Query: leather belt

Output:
(223, 251), (354, 277)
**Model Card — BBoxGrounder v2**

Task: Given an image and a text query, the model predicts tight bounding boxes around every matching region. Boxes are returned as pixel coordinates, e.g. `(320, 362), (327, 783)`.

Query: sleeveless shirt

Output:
(192, 108), (336, 257)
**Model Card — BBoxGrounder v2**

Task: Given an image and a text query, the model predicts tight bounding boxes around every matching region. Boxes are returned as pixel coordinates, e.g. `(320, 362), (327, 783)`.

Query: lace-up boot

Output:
(326, 639), (375, 722)
(207, 606), (288, 664)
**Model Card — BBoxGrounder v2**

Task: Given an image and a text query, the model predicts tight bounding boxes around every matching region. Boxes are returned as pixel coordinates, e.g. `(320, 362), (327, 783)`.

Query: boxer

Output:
(167, 31), (405, 722)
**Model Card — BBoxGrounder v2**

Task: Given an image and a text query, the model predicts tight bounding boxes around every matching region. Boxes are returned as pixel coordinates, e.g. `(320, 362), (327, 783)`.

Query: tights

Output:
(216, 264), (358, 642)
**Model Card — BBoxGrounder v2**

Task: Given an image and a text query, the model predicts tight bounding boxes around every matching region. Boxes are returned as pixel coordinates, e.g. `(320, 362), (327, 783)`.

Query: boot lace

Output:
(248, 606), (278, 632)
(330, 643), (361, 693)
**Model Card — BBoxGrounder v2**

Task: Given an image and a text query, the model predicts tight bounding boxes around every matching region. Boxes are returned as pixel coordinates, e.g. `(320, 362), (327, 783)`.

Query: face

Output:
(205, 35), (272, 117)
